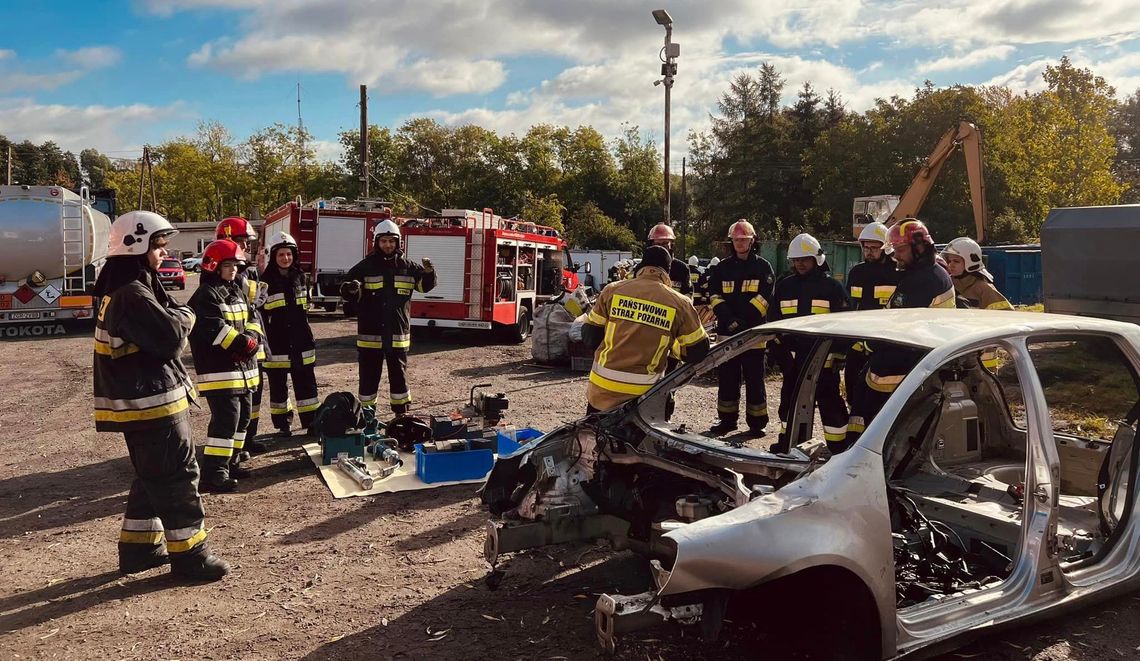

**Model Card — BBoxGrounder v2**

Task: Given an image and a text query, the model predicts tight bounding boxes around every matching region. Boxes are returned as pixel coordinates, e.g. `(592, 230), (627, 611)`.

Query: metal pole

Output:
(663, 24), (673, 226)
(680, 156), (686, 257)
(6, 145), (11, 185)
(360, 84), (369, 199)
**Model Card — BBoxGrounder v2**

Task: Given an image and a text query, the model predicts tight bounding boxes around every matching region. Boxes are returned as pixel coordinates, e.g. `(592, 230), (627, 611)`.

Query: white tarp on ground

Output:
(303, 443), (486, 497)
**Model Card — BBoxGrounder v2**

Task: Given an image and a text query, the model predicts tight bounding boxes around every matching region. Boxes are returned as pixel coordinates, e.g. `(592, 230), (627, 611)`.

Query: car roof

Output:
(759, 309), (1138, 349)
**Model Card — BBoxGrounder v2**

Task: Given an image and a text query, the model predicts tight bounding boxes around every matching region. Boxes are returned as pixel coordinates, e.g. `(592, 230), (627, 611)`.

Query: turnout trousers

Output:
(266, 353), (319, 431)
(247, 363), (264, 440)
(117, 418), (209, 565)
(202, 392), (251, 478)
(358, 348), (411, 414)
(771, 344), (849, 454)
(716, 348), (769, 431)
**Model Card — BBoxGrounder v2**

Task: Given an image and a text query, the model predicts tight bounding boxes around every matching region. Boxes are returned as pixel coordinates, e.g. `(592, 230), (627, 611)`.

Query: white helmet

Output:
(857, 222), (892, 252)
(372, 218), (401, 241)
(107, 210), (177, 257)
(266, 230), (298, 256)
(709, 256), (720, 267)
(942, 237), (990, 278)
(688, 255), (699, 266)
(788, 233), (825, 266)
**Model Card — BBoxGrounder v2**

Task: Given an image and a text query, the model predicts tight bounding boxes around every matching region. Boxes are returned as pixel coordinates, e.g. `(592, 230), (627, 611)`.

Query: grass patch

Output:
(1029, 338), (1136, 439)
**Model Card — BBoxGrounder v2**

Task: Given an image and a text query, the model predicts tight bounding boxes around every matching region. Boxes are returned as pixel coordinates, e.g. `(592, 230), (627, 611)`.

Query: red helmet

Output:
(888, 218), (933, 248)
(215, 216), (257, 240)
(648, 222), (675, 242)
(201, 239), (247, 272)
(728, 219), (756, 240)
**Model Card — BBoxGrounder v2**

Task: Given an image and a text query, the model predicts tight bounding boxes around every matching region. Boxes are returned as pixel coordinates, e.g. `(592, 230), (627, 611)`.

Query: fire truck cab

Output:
(402, 209), (584, 343)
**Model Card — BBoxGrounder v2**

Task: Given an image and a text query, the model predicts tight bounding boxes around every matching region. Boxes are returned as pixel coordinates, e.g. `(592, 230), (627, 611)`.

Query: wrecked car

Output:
(481, 309), (1140, 659)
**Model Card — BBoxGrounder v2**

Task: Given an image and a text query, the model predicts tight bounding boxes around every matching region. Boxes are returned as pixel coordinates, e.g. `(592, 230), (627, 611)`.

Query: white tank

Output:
(0, 185), (111, 281)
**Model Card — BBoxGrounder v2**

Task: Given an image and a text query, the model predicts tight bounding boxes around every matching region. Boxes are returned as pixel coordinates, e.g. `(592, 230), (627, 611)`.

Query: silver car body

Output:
(483, 310), (1140, 658)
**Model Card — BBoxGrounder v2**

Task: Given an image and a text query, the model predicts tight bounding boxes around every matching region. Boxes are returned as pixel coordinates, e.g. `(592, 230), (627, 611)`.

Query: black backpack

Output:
(313, 392), (363, 438)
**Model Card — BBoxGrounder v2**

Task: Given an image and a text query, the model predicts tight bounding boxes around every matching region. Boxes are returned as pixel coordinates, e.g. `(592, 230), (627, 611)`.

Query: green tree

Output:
(521, 192), (565, 231)
(565, 202), (636, 250)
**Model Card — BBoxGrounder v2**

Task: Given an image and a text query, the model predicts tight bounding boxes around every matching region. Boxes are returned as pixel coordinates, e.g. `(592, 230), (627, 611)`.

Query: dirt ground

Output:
(2, 273), (1140, 660)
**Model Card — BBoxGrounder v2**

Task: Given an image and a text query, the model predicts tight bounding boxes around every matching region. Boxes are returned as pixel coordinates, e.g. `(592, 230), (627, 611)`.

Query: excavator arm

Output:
(885, 120), (988, 243)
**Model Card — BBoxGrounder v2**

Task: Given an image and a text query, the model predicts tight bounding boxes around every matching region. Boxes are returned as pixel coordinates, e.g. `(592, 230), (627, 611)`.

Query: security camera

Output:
(653, 79), (663, 86)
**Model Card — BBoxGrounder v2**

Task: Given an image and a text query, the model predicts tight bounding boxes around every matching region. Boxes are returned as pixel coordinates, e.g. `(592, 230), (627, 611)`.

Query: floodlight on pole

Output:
(652, 9), (672, 25)
(652, 9), (678, 226)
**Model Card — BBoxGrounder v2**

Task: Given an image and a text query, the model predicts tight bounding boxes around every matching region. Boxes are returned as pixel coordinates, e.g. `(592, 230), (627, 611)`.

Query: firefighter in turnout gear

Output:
(632, 223), (693, 295)
(581, 246), (709, 412)
(769, 233), (851, 454)
(844, 222), (899, 407)
(942, 237), (1012, 311)
(188, 239), (261, 493)
(847, 219), (956, 446)
(708, 220), (775, 437)
(93, 210), (229, 581)
(341, 218), (436, 414)
(260, 231), (320, 434)
(687, 255), (704, 303)
(215, 217), (268, 451)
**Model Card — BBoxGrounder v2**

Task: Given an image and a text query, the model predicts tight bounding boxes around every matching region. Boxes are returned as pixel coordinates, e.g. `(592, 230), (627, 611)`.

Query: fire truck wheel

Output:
(323, 303), (337, 313)
(509, 307), (531, 343)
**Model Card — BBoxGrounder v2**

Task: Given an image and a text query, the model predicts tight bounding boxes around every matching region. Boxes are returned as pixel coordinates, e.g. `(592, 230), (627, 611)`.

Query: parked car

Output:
(158, 258), (186, 290)
(482, 309), (1140, 659)
(181, 255), (202, 272)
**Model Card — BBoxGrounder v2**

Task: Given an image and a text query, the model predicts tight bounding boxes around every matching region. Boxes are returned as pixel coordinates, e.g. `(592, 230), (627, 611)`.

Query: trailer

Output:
(0, 185), (114, 337)
(1042, 204), (1140, 323)
(260, 197), (395, 313)
(402, 209), (584, 342)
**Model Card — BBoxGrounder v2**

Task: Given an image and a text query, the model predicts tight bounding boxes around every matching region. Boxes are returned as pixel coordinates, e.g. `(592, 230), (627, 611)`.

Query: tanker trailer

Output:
(0, 185), (113, 336)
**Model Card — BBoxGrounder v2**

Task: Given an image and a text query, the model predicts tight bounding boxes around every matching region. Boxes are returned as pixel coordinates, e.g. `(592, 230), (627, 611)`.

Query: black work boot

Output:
(229, 459), (251, 479)
(247, 438), (270, 455)
(119, 547), (170, 574)
(707, 420), (738, 436)
(171, 551), (231, 582)
(200, 460), (238, 493)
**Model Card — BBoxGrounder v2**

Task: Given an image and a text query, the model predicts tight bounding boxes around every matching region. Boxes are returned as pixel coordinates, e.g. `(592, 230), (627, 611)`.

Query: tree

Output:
(565, 202), (636, 250)
(80, 148), (113, 189)
(521, 192), (565, 231)
(610, 124), (661, 238)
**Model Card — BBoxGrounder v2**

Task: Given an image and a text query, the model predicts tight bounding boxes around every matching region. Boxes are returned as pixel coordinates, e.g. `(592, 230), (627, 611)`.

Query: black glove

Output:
(230, 332), (259, 363)
(340, 280), (362, 301)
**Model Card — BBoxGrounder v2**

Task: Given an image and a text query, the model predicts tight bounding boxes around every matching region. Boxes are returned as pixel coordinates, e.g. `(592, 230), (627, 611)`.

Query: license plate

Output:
(8, 311), (42, 320)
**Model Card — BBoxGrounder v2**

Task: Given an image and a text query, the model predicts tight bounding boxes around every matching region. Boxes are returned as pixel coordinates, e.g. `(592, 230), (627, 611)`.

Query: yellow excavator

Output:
(852, 120), (988, 243)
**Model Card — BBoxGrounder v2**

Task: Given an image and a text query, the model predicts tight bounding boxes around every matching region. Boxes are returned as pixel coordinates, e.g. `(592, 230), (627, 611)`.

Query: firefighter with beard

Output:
(94, 211), (229, 580)
(846, 218), (956, 445)
(844, 222), (899, 407)
(260, 231), (320, 435)
(215, 216), (268, 452)
(188, 239), (261, 492)
(707, 220), (775, 437)
(768, 233), (851, 454)
(341, 216), (436, 414)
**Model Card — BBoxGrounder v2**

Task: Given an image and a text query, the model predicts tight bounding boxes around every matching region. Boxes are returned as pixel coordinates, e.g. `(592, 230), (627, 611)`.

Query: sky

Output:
(3, 0), (1140, 169)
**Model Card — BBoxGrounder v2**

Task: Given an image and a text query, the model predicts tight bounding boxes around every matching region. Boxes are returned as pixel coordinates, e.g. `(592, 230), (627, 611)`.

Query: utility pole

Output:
(653, 9), (679, 225)
(297, 81), (307, 185)
(680, 157), (687, 257)
(5, 145), (11, 185)
(360, 84), (369, 198)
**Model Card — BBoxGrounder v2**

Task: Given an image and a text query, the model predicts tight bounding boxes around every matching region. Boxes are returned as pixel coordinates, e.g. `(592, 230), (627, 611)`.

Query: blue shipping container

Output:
(981, 246), (1042, 306)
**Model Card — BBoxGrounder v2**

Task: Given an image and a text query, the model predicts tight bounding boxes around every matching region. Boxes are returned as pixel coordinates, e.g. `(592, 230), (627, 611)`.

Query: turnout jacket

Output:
(345, 250), (436, 351)
(632, 257), (693, 296)
(237, 271), (266, 361)
(188, 273), (261, 395)
(708, 252), (775, 335)
(953, 273), (1013, 310)
(584, 266), (707, 411)
(260, 266), (316, 368)
(846, 257), (899, 311)
(770, 267), (849, 357)
(93, 275), (198, 432)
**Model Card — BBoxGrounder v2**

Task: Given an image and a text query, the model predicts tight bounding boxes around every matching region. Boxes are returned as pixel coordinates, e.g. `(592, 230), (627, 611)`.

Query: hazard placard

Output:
(38, 284), (61, 304)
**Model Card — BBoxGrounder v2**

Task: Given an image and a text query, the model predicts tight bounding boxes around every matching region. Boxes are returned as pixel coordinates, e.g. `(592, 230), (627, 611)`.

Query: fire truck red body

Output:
(402, 209), (581, 341)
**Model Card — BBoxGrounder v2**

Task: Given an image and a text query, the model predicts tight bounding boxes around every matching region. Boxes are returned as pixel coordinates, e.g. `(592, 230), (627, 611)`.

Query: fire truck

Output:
(402, 209), (585, 342)
(260, 197), (395, 313)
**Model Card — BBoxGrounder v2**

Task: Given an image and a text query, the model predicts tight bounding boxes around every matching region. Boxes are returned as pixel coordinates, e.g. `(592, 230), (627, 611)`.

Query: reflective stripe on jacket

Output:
(188, 276), (260, 395)
(346, 250), (436, 351)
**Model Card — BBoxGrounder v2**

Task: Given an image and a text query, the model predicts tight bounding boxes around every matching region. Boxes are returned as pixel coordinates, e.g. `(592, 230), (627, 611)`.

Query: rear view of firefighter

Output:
(188, 239), (261, 492)
(94, 211), (228, 580)
(844, 222), (899, 405)
(633, 223), (693, 295)
(769, 233), (850, 453)
(847, 219), (955, 446)
(687, 255), (703, 304)
(260, 231), (319, 435)
(341, 219), (436, 414)
(582, 246), (709, 412)
(215, 217), (267, 449)
(708, 220), (775, 437)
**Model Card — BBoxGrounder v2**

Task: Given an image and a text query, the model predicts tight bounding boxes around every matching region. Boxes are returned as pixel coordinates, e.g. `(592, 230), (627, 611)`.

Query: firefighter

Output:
(188, 239), (261, 492)
(632, 223), (693, 295)
(340, 219), (436, 414)
(581, 246), (709, 413)
(687, 255), (703, 303)
(941, 237), (1013, 310)
(707, 220), (775, 437)
(93, 210), (229, 580)
(260, 231), (320, 435)
(768, 233), (851, 453)
(847, 219), (955, 445)
(215, 216), (268, 451)
(844, 221), (899, 407)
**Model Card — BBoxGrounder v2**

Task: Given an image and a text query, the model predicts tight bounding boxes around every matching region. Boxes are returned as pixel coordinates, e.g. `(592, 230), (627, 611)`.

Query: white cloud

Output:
(57, 46), (122, 70)
(0, 99), (184, 154)
(0, 46), (122, 93)
(0, 71), (84, 93)
(917, 45), (1016, 73)
(309, 139), (342, 163)
(0, 49), (14, 61)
